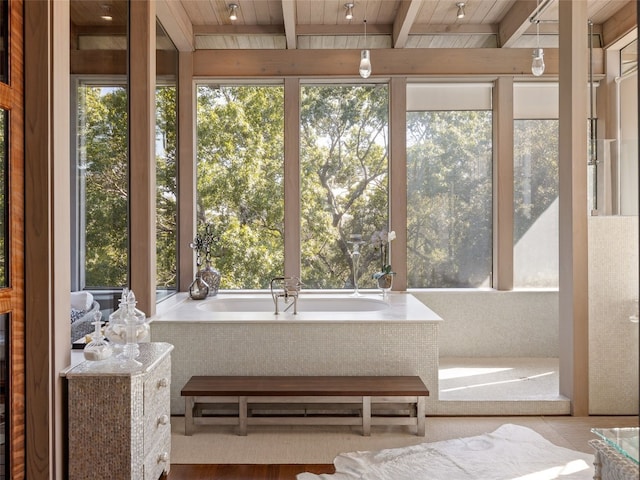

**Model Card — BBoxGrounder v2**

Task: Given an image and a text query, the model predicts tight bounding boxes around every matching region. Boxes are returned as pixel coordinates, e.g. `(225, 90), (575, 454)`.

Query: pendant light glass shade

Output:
(359, 49), (371, 78)
(531, 48), (545, 76)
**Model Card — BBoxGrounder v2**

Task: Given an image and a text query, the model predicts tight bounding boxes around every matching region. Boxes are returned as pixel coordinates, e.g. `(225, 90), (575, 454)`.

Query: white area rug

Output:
(297, 424), (594, 480)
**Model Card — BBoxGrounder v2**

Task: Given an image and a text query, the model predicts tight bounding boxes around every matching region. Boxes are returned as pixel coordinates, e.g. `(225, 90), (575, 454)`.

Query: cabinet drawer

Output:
(144, 437), (170, 480)
(144, 355), (171, 451)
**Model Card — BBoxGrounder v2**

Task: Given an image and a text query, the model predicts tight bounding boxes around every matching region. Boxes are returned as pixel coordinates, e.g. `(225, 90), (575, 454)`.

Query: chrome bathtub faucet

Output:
(270, 276), (303, 314)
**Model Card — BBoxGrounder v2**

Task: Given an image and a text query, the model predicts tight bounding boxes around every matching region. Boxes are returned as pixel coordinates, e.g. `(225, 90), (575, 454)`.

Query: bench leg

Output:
(416, 396), (426, 436)
(185, 397), (194, 436)
(238, 396), (248, 436)
(362, 396), (371, 436)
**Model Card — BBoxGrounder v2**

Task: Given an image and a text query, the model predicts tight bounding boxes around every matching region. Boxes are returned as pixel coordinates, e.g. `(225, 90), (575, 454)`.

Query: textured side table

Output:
(63, 342), (174, 480)
(589, 439), (640, 480)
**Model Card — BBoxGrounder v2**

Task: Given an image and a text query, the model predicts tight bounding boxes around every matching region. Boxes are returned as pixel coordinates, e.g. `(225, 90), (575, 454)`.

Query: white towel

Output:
(70, 291), (93, 311)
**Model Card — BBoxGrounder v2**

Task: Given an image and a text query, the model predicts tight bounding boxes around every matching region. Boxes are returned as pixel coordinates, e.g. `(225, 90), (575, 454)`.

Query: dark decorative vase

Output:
(189, 273), (209, 300)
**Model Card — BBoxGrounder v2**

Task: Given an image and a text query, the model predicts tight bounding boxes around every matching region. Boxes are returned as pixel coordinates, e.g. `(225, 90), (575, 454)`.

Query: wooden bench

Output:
(181, 375), (429, 436)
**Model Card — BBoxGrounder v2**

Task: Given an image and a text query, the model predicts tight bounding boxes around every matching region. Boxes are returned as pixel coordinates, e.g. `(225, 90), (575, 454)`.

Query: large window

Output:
(86, 78), (569, 294)
(513, 120), (559, 288)
(513, 83), (559, 288)
(406, 84), (493, 288)
(156, 84), (177, 293)
(155, 20), (178, 296)
(300, 84), (389, 289)
(195, 84), (285, 289)
(75, 82), (129, 289)
(73, 79), (179, 296)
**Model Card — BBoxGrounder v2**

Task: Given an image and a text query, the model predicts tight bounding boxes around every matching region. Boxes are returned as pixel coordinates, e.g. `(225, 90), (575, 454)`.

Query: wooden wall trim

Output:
(70, 49), (176, 76)
(24, 0), (72, 477)
(24, 0), (53, 477)
(51, 1), (71, 477)
(8, 0), (24, 477)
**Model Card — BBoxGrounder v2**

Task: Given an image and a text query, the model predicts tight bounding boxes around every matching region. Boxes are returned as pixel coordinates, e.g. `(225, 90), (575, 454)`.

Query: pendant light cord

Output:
(535, 0), (540, 48)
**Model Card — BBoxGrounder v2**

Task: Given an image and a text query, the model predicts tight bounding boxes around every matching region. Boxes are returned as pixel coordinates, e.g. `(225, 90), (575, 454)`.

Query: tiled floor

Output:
(439, 357), (560, 401)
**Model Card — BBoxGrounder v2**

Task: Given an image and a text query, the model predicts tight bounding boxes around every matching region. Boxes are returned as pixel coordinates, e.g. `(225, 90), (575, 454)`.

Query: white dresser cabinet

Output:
(63, 342), (174, 480)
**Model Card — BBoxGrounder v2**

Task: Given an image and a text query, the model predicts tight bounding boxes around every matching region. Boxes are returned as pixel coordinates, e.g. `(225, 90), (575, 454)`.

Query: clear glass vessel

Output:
(83, 310), (112, 361)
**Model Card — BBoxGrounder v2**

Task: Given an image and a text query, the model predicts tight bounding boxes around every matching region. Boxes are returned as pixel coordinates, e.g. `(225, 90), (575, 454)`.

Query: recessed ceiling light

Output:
(344, 3), (354, 20)
(229, 3), (239, 21)
(100, 4), (113, 21)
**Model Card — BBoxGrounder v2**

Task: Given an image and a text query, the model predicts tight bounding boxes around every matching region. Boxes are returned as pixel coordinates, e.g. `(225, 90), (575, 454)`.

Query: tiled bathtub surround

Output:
(413, 290), (559, 357)
(588, 216), (639, 415)
(150, 293), (442, 416)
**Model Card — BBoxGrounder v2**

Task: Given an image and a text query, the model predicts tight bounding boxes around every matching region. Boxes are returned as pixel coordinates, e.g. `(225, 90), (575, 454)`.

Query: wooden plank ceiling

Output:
(71, 0), (636, 51)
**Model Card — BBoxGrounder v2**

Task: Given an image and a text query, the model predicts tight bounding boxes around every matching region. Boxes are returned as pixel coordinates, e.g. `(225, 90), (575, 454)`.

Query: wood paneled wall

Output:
(0, 0), (25, 477)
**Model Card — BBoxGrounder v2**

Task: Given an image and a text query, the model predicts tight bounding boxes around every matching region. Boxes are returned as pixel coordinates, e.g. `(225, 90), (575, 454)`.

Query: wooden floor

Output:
(165, 415), (639, 479)
(166, 464), (334, 480)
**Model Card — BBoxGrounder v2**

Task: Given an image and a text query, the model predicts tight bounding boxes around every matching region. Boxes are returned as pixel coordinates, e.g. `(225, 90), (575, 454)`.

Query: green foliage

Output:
(196, 85), (285, 289)
(513, 119), (559, 241)
(78, 81), (559, 292)
(79, 85), (178, 290)
(156, 86), (178, 289)
(300, 85), (389, 289)
(80, 86), (129, 288)
(407, 111), (493, 287)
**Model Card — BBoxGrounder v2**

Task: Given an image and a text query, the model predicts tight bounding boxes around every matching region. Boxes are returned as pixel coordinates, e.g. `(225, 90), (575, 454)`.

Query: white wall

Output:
(412, 290), (559, 357)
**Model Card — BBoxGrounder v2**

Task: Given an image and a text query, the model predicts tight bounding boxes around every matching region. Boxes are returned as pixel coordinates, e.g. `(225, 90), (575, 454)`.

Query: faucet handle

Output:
(285, 277), (303, 292)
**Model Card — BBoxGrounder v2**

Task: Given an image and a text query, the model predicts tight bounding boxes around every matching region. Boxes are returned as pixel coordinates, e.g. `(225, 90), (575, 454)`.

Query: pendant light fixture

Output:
(456, 2), (465, 19)
(359, 4), (371, 79)
(531, 0), (545, 76)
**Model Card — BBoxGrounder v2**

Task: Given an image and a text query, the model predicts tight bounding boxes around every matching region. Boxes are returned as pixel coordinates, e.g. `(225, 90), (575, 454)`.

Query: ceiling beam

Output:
(393, 0), (422, 48)
(194, 25), (284, 35)
(297, 24), (392, 35)
(192, 47), (603, 77)
(499, 0), (538, 48)
(156, 0), (194, 51)
(602, 1), (637, 49)
(72, 24), (128, 36)
(282, 0), (297, 49)
(193, 22), (501, 37)
(410, 24), (498, 35)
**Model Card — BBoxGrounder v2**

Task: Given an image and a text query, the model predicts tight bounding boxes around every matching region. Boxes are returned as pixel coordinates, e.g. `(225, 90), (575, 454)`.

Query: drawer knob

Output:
(157, 378), (169, 388)
(158, 452), (169, 463)
(157, 414), (170, 426)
